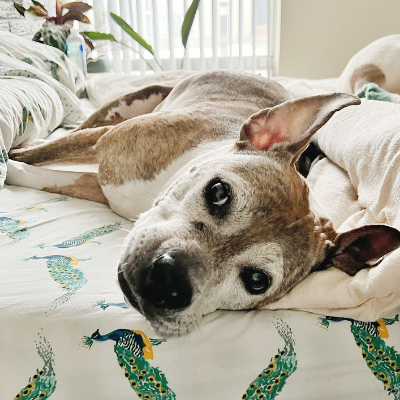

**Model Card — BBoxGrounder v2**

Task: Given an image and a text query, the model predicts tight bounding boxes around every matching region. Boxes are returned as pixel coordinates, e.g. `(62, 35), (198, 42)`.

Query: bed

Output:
(1, 32), (400, 400)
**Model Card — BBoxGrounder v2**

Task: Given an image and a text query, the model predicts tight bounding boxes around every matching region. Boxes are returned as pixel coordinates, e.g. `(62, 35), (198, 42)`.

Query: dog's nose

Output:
(141, 252), (193, 310)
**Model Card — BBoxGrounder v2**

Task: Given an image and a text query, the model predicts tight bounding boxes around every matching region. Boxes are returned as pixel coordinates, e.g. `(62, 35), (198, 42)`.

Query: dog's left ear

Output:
(239, 93), (360, 162)
(323, 225), (400, 276)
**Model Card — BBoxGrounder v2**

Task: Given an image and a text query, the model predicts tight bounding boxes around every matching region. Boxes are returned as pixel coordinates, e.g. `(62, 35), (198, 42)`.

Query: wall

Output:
(279, 0), (400, 79)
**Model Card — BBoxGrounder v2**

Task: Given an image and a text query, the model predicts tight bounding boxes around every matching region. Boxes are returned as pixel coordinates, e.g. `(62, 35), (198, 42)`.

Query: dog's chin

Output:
(148, 316), (199, 337)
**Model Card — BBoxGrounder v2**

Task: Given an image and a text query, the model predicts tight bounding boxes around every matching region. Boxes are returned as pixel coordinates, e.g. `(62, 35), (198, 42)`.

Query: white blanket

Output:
(0, 32), (86, 187)
(265, 99), (400, 321)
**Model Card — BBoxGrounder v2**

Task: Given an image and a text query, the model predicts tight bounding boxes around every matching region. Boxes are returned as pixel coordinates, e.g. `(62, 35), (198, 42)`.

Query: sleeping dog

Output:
(8, 70), (400, 337)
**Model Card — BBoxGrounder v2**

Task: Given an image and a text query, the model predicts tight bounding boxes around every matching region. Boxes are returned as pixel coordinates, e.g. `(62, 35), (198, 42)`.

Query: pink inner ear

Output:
(250, 127), (289, 151)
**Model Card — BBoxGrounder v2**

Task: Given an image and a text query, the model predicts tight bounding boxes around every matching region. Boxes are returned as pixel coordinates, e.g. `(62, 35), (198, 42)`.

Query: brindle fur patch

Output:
(350, 63), (386, 93)
(78, 85), (173, 130)
(44, 173), (108, 204)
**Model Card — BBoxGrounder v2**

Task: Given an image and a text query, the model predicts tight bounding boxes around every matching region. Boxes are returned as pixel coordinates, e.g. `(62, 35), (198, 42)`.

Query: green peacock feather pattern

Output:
(242, 319), (297, 400)
(0, 195), (68, 214)
(319, 315), (400, 398)
(38, 221), (121, 248)
(0, 149), (8, 165)
(0, 216), (29, 246)
(17, 100), (48, 139)
(44, 60), (61, 82)
(18, 106), (30, 137)
(81, 328), (175, 399)
(24, 255), (90, 310)
(93, 299), (128, 310)
(13, 334), (57, 400)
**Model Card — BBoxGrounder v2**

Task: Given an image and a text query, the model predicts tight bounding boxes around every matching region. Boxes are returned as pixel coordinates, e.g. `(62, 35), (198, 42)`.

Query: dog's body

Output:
(8, 69), (400, 337)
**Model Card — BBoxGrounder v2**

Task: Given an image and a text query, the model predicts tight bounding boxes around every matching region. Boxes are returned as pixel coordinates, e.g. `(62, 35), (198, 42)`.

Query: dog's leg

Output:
(78, 85), (173, 130)
(9, 126), (110, 165)
(9, 84), (175, 165)
(6, 160), (108, 204)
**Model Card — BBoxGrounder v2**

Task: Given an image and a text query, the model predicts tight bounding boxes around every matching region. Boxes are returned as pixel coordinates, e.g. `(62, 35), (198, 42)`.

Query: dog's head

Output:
(118, 93), (400, 337)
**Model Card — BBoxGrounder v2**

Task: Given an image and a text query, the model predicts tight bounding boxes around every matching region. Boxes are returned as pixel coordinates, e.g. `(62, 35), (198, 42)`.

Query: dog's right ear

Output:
(239, 93), (360, 163)
(322, 225), (400, 276)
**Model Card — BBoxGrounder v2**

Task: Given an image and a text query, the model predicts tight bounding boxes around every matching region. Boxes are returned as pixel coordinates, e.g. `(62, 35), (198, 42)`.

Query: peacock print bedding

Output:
(1, 184), (400, 400)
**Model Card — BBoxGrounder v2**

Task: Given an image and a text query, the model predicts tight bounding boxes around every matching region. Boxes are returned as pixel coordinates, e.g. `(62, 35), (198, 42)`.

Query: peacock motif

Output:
(242, 318), (297, 400)
(81, 328), (175, 399)
(0, 149), (8, 165)
(0, 195), (68, 213)
(93, 299), (128, 310)
(13, 334), (57, 400)
(0, 216), (29, 246)
(37, 221), (122, 248)
(319, 315), (400, 398)
(24, 255), (89, 310)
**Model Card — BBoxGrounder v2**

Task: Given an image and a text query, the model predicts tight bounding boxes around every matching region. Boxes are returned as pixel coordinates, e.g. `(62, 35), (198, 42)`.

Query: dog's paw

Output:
(314, 217), (336, 244)
(8, 147), (41, 164)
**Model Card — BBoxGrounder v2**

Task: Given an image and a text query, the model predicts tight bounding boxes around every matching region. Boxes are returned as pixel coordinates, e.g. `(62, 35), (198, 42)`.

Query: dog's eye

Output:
(204, 178), (232, 219)
(240, 267), (271, 295)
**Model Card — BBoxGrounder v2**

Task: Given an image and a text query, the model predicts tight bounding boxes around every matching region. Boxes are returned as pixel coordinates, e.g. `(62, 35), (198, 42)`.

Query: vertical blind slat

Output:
(152, 0), (160, 66)
(212, 0), (218, 69)
(238, 0), (243, 70)
(272, 0), (281, 76)
(252, 0), (256, 73)
(229, 0), (233, 69)
(167, 0), (176, 70)
(119, 0), (131, 74)
(136, 0), (146, 73)
(107, 0), (122, 73)
(199, 0), (206, 70)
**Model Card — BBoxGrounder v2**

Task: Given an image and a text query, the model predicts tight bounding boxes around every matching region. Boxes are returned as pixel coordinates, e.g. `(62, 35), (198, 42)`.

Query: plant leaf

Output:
(181, 0), (201, 48)
(81, 35), (95, 50)
(55, 0), (63, 24)
(13, 3), (26, 16)
(62, 10), (90, 24)
(110, 12), (154, 56)
(63, 2), (92, 13)
(41, 20), (69, 53)
(32, 0), (47, 9)
(27, 4), (48, 17)
(81, 31), (117, 42)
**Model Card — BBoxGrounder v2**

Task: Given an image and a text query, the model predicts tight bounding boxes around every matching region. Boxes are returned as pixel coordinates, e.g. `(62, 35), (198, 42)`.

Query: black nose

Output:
(141, 252), (193, 310)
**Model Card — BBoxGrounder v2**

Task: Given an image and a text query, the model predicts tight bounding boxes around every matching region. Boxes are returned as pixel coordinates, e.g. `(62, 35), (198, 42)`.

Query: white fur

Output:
(102, 140), (236, 219)
(103, 93), (165, 122)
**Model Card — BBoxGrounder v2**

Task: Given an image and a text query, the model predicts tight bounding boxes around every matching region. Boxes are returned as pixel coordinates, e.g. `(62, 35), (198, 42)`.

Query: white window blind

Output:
(83, 0), (281, 77)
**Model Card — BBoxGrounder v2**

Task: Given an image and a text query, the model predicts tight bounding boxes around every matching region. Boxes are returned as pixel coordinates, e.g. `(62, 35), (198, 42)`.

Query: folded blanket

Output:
(265, 99), (400, 321)
(0, 32), (87, 187)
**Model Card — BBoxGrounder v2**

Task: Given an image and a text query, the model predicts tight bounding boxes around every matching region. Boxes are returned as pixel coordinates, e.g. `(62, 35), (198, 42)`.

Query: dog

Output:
(8, 70), (400, 337)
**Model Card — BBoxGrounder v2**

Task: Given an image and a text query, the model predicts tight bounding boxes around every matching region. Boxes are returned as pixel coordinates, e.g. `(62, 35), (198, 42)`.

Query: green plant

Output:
(83, 0), (201, 71)
(13, 0), (92, 54)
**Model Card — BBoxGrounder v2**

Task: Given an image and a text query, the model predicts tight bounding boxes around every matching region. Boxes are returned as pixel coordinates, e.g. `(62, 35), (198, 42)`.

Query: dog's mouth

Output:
(118, 266), (141, 312)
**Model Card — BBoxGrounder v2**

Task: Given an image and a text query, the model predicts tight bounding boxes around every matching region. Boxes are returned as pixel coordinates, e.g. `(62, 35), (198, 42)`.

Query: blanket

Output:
(0, 32), (86, 188)
(264, 94), (400, 322)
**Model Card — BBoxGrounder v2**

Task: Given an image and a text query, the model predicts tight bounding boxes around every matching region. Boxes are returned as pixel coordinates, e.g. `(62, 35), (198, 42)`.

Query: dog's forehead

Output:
(169, 151), (288, 200)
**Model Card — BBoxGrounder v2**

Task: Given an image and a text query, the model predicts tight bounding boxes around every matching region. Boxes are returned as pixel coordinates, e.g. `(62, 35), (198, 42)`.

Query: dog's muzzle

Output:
(119, 249), (196, 313)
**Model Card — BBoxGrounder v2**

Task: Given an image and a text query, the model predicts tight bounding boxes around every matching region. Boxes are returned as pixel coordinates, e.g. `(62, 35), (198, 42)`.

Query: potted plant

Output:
(13, 0), (93, 54)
